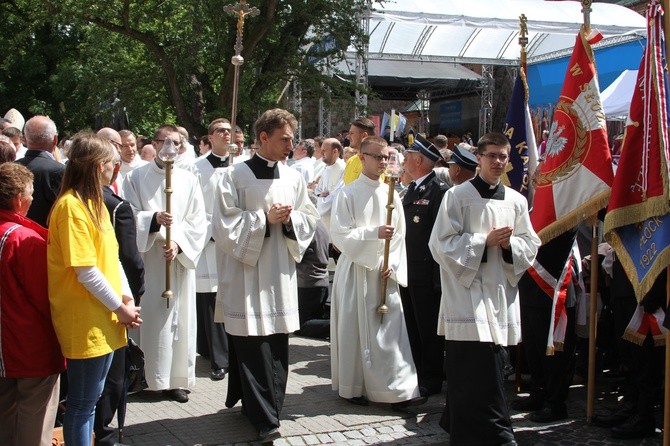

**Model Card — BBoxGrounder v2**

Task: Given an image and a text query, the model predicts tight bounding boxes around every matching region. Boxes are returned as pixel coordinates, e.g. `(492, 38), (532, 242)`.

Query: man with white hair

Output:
(175, 125), (196, 169)
(314, 138), (345, 231)
(290, 139), (315, 184)
(117, 130), (149, 188)
(16, 116), (63, 227)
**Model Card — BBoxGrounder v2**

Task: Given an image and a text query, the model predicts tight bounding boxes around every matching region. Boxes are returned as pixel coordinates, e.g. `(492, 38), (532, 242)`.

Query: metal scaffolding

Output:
(354, 0), (372, 117)
(318, 96), (332, 137)
(292, 79), (303, 140)
(479, 64), (494, 137)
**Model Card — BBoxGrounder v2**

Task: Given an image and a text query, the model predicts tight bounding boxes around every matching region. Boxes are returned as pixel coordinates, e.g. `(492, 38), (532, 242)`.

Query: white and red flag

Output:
(604, 1), (670, 302)
(530, 27), (614, 243)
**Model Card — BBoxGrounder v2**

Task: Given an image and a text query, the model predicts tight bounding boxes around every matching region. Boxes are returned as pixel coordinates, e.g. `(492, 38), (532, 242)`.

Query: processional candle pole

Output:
(223, 0), (260, 162)
(158, 138), (177, 308)
(378, 152), (401, 323)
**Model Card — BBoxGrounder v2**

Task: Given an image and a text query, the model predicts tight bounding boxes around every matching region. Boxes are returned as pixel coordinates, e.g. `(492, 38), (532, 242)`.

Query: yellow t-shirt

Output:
(47, 190), (126, 359)
(343, 153), (385, 185)
(343, 154), (363, 185)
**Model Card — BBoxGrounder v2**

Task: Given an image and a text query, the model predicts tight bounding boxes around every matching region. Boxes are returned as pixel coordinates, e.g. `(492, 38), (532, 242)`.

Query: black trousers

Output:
(612, 287), (663, 417)
(442, 340), (515, 446)
(520, 303), (577, 411)
(399, 284), (444, 392)
(196, 292), (229, 371)
(93, 345), (126, 446)
(296, 287), (330, 339)
(226, 333), (289, 433)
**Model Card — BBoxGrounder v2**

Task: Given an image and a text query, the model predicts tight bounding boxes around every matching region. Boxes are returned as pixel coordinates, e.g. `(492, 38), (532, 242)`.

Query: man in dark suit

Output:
(514, 230), (577, 423)
(16, 115), (64, 227)
(94, 129), (146, 446)
(399, 134), (450, 397)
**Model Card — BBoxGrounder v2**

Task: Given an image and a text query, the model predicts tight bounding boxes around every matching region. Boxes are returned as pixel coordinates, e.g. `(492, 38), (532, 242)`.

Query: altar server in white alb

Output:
(428, 132), (540, 446)
(330, 135), (421, 408)
(123, 124), (207, 403)
(191, 118), (233, 382)
(212, 108), (319, 444)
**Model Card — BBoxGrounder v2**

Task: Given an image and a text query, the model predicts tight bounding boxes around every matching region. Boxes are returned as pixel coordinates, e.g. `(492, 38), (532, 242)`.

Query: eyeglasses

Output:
(362, 152), (390, 162)
(212, 127), (232, 134)
(110, 140), (122, 150)
(481, 152), (509, 162)
(154, 139), (182, 147)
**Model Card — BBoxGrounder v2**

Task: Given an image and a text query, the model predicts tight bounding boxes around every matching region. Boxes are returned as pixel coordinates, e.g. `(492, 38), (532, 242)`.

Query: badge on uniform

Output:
(413, 215), (421, 223)
(418, 185), (426, 192)
(413, 199), (430, 205)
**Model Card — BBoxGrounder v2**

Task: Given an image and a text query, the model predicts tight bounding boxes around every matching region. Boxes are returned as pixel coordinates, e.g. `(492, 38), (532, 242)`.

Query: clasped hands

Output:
(486, 226), (513, 249)
(267, 203), (292, 225)
(115, 295), (142, 329)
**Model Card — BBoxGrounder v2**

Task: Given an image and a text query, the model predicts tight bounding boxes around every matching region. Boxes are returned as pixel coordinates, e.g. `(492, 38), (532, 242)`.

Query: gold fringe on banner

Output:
(537, 190), (610, 245)
(607, 229), (670, 302)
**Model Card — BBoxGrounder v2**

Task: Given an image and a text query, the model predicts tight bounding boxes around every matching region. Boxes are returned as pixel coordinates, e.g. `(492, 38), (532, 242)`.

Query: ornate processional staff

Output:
(377, 153), (401, 323)
(224, 0), (260, 161)
(513, 12), (529, 395)
(519, 14), (528, 74)
(158, 138), (178, 308)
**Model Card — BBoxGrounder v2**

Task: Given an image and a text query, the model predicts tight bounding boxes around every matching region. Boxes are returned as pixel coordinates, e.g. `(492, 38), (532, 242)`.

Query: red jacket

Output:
(0, 209), (65, 378)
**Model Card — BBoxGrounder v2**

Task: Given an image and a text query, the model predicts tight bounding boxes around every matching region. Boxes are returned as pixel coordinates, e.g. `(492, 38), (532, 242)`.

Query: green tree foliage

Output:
(0, 0), (369, 137)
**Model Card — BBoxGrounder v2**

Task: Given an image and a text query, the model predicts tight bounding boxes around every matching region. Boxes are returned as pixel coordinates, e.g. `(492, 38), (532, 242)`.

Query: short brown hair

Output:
(208, 118), (231, 135)
(360, 135), (387, 152)
(0, 163), (33, 210)
(351, 117), (376, 136)
(476, 132), (510, 154)
(253, 109), (297, 142)
(153, 124), (180, 141)
(2, 126), (21, 138)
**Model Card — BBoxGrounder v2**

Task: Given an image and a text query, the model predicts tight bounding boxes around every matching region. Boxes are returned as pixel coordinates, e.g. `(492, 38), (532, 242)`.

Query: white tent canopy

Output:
(350, 0), (646, 66)
(334, 58), (482, 89)
(601, 69), (638, 119)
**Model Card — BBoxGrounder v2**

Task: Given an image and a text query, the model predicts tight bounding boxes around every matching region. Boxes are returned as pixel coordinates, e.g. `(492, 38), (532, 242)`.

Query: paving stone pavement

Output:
(116, 336), (662, 445)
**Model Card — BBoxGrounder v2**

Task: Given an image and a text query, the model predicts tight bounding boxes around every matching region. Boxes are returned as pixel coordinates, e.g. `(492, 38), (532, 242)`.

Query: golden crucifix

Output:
(223, 0), (260, 159)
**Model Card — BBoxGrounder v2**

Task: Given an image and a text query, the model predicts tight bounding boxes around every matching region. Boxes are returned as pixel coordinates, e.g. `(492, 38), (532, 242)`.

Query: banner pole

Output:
(662, 2), (670, 444)
(587, 219), (598, 422)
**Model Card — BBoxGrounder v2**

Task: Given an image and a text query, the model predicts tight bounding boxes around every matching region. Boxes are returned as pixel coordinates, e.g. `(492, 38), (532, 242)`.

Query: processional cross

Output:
(223, 0), (260, 156)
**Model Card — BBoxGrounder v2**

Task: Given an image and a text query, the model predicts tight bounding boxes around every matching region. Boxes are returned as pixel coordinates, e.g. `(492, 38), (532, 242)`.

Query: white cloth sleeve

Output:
(74, 266), (123, 311)
(119, 260), (133, 299)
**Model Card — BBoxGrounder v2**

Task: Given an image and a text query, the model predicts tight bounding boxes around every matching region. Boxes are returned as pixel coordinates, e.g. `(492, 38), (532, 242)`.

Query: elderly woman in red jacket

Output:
(0, 162), (65, 446)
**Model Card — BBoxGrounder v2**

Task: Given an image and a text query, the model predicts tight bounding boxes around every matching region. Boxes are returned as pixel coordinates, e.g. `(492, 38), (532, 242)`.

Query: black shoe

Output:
(529, 407), (568, 423)
(210, 368), (227, 381)
(391, 396), (428, 411)
(591, 402), (636, 428)
(610, 414), (656, 439)
(511, 396), (544, 412)
(163, 388), (189, 403)
(344, 396), (369, 406)
(419, 385), (441, 397)
(258, 427), (281, 444)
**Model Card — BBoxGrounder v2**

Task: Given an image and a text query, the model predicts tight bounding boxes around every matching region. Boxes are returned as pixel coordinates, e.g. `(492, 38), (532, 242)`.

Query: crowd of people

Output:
(0, 108), (663, 446)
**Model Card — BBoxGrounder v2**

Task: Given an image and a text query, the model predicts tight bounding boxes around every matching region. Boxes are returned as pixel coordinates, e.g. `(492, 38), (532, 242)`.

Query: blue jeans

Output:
(64, 353), (113, 446)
